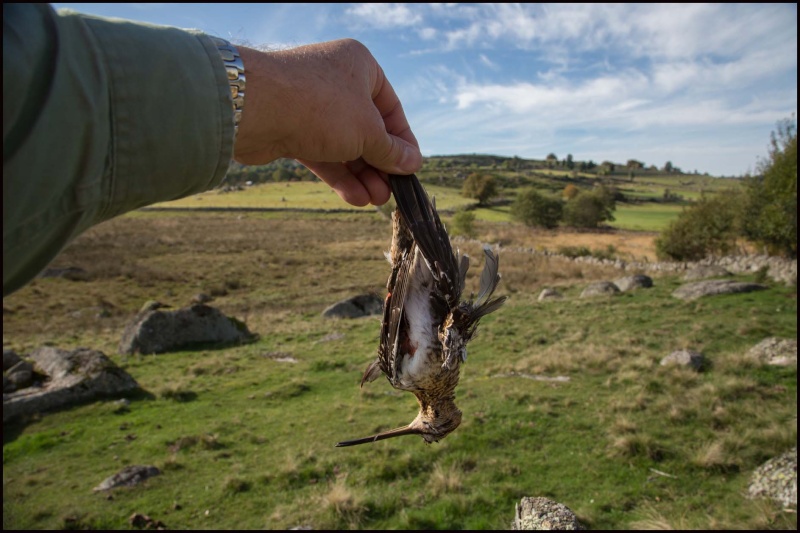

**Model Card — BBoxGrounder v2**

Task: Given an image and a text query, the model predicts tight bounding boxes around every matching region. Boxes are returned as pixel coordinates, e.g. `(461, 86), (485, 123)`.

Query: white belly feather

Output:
(400, 248), (436, 383)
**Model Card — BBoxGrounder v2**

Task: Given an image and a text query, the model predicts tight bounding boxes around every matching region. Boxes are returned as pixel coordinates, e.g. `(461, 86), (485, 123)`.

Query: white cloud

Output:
(417, 27), (437, 40)
(421, 3), (796, 65)
(478, 53), (499, 70)
(346, 3), (422, 29)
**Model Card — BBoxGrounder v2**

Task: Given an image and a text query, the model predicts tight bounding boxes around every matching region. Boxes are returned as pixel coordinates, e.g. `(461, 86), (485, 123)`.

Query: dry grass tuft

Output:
(428, 462), (464, 496)
(610, 416), (638, 435)
(692, 440), (740, 472)
(629, 503), (684, 530)
(609, 434), (666, 461)
(323, 477), (366, 528)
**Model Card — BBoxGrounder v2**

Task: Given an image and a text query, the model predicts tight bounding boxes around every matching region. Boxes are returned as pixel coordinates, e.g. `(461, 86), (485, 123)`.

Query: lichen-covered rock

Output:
(671, 280), (766, 301)
(748, 448), (797, 509)
(512, 497), (583, 530)
(119, 304), (255, 355)
(747, 338), (797, 366)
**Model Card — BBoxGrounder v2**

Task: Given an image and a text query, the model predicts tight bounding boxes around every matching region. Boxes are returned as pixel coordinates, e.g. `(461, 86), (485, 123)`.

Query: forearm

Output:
(3, 4), (234, 295)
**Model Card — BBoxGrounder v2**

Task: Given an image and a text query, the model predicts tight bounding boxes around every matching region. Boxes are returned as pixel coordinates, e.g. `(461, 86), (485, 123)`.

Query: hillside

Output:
(162, 154), (743, 236)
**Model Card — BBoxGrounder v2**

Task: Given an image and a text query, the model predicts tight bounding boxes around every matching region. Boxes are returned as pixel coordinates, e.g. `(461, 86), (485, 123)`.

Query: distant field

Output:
(154, 182), (473, 212)
(157, 181), (688, 234)
(610, 203), (684, 232)
(467, 203), (682, 233)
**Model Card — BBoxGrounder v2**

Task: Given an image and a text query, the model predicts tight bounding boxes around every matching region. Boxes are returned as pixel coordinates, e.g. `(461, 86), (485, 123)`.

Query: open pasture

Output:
(3, 210), (796, 530)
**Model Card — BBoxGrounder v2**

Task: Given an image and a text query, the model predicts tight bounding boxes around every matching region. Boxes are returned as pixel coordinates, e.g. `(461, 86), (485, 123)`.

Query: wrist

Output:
(232, 46), (288, 165)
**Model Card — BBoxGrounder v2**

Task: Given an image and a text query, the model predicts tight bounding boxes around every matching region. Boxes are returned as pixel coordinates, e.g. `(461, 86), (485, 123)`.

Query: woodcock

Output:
(336, 174), (506, 447)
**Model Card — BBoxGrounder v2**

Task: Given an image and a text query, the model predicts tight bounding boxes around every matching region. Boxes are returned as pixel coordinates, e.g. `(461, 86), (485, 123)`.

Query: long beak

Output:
(335, 424), (422, 447)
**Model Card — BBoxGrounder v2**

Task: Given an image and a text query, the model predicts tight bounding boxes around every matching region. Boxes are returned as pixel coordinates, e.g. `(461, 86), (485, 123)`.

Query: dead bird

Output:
(336, 174), (506, 447)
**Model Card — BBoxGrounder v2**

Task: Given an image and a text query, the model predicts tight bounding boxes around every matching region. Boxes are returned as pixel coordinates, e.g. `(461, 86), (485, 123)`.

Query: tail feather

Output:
(475, 246), (500, 306)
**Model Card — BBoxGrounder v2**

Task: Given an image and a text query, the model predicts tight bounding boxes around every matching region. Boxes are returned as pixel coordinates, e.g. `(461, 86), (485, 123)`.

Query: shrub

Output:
(511, 189), (563, 228)
(655, 193), (740, 261)
(450, 210), (477, 238)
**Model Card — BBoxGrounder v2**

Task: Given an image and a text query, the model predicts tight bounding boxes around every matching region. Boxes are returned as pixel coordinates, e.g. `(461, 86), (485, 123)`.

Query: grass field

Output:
(3, 210), (796, 530)
(470, 203), (683, 234)
(157, 182), (689, 236)
(609, 204), (686, 233)
(155, 182), (474, 212)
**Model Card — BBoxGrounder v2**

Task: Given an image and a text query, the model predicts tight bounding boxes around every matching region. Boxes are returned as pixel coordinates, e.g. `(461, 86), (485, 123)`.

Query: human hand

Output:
(233, 39), (422, 207)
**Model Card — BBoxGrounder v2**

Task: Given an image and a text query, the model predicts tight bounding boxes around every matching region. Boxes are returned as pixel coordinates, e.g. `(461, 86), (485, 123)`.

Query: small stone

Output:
(537, 288), (564, 301)
(660, 349), (705, 371)
(580, 281), (620, 298)
(613, 274), (653, 292)
(321, 294), (382, 319)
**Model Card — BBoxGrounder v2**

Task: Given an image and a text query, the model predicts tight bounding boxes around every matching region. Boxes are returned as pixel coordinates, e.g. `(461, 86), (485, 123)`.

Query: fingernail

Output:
(399, 144), (422, 173)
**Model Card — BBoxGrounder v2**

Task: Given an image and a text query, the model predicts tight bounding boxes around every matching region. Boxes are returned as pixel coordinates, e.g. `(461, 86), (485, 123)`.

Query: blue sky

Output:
(53, 3), (797, 177)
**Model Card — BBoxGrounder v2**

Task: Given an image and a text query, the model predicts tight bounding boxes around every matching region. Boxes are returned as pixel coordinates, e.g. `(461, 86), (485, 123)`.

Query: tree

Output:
(511, 189), (563, 229)
(462, 173), (498, 206)
(663, 161), (673, 173)
(599, 161), (615, 175)
(562, 188), (616, 228)
(626, 159), (644, 169)
(740, 117), (797, 257)
(565, 153), (575, 170)
(271, 167), (295, 181)
(545, 153), (558, 168)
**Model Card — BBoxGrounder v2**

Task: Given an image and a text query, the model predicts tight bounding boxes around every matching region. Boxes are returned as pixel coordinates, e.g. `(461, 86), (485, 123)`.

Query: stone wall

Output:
(455, 237), (797, 285)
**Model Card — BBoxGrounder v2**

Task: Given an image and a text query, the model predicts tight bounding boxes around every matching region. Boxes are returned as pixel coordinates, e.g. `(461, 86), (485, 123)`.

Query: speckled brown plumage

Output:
(336, 174), (506, 447)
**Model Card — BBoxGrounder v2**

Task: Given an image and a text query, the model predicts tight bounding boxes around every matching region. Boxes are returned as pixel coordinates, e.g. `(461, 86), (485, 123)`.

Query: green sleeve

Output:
(2, 4), (235, 296)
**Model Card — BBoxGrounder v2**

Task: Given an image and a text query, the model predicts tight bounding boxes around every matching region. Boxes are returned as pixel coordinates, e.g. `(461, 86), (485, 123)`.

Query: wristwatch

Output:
(210, 36), (245, 138)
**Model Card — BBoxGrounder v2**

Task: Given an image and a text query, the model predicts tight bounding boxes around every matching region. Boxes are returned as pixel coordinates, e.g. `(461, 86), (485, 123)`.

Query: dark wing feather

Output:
(389, 174), (461, 306)
(380, 245), (415, 384)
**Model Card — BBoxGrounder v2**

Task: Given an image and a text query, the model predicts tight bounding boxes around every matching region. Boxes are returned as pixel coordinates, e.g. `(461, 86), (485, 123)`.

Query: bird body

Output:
(336, 174), (506, 447)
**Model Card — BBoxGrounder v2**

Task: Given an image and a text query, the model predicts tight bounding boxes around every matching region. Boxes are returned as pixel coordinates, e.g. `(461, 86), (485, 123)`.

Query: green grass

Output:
(154, 182), (473, 212)
(610, 203), (685, 232)
(469, 202), (684, 232)
(3, 211), (796, 530)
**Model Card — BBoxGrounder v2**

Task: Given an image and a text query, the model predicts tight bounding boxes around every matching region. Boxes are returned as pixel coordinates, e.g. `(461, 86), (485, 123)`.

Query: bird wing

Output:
(389, 174), (461, 310)
(381, 244), (415, 384)
(466, 246), (507, 333)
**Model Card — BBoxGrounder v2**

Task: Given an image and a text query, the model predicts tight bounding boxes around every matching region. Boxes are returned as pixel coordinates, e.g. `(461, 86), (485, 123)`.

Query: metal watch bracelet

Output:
(210, 36), (245, 138)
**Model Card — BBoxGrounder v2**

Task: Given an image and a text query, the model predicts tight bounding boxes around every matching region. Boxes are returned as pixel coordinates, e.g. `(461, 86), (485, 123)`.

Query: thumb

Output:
(363, 132), (423, 175)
